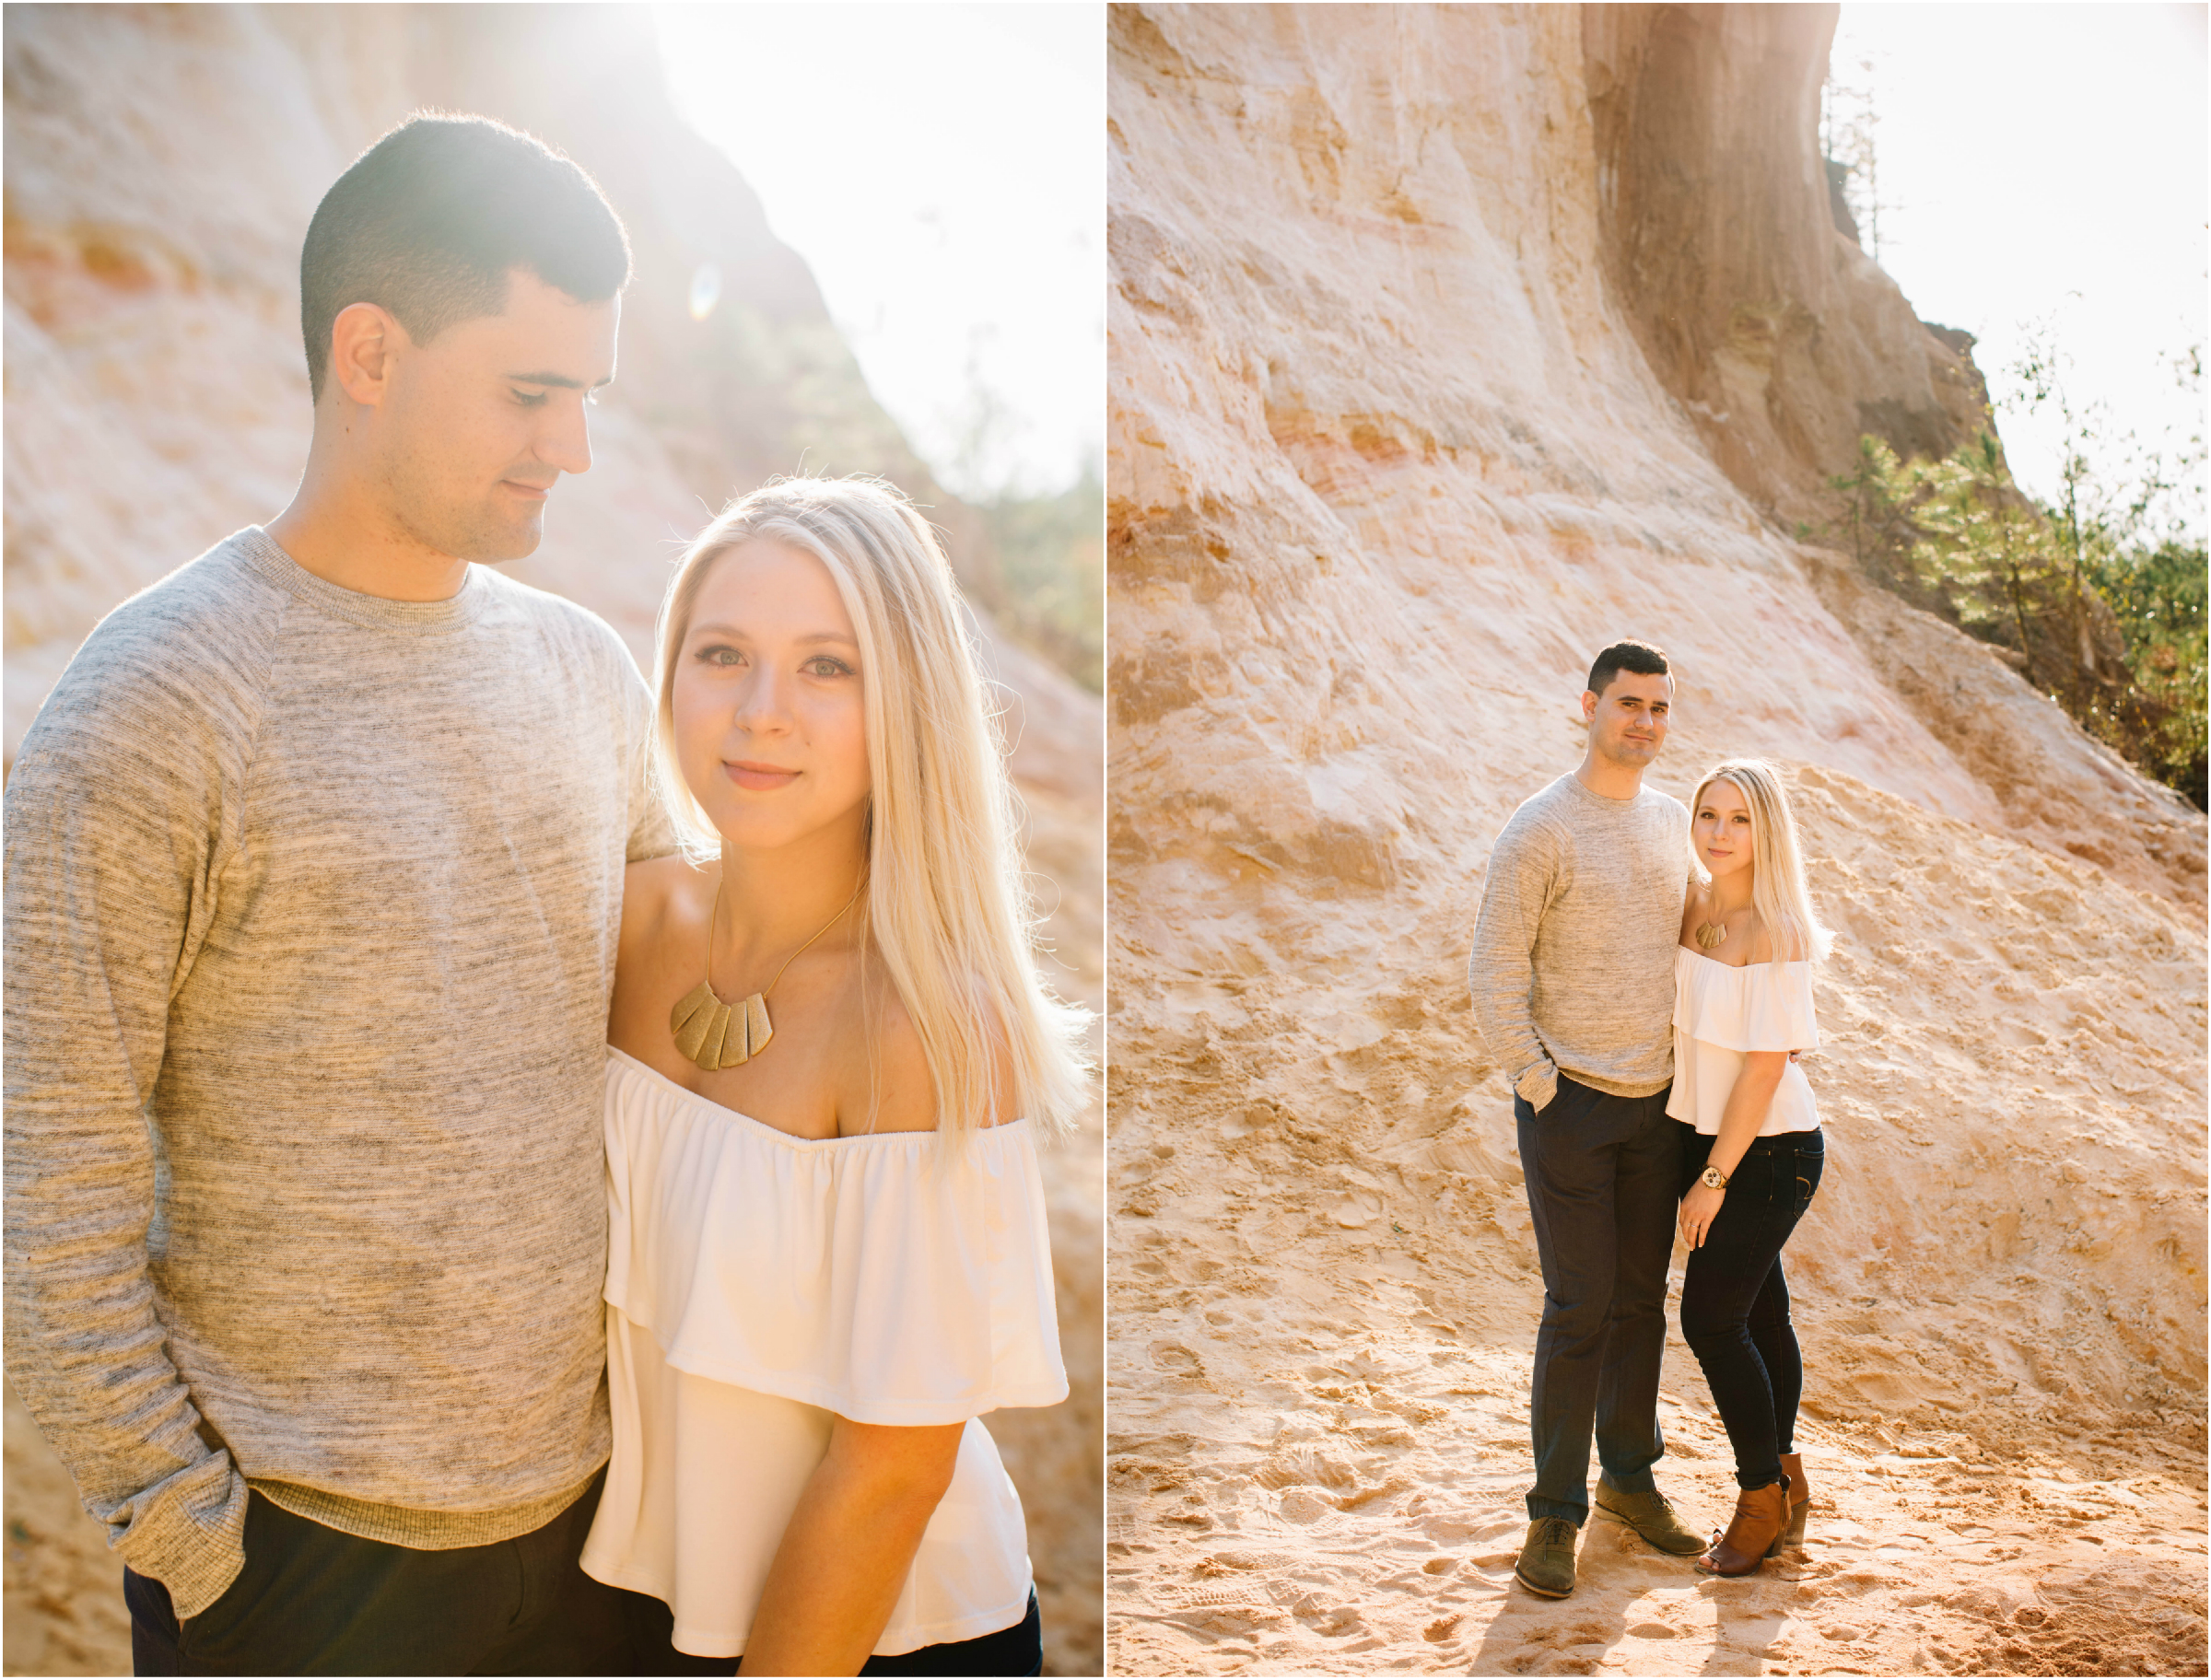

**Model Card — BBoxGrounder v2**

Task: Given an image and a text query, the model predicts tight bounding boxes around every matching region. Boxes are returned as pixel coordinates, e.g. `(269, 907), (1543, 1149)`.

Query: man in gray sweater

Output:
(5, 117), (670, 1672)
(1468, 640), (1705, 1598)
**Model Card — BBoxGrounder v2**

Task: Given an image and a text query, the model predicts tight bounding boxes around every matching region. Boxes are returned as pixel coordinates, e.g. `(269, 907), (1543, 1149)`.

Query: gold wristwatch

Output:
(1700, 1163), (1730, 1191)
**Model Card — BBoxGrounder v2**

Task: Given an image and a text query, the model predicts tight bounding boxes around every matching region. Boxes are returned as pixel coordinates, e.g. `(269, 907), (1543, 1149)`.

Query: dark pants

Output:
(1677, 1124), (1825, 1491)
(125, 1471), (637, 1675)
(1514, 1073), (1679, 1524)
(623, 1588), (1044, 1675)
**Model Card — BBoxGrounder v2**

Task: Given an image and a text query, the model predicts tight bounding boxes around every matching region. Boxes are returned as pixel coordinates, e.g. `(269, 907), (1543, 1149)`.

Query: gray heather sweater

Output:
(4, 530), (672, 1617)
(1467, 773), (1689, 1111)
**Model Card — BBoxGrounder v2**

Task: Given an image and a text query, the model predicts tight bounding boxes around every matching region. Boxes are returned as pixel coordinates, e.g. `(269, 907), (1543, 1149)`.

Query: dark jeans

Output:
(1514, 1073), (1679, 1524)
(623, 1588), (1044, 1675)
(1677, 1124), (1825, 1491)
(125, 1471), (636, 1675)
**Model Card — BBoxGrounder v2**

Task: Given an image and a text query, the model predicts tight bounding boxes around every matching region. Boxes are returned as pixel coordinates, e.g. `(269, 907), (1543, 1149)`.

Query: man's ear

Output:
(327, 302), (406, 409)
(1579, 688), (1598, 723)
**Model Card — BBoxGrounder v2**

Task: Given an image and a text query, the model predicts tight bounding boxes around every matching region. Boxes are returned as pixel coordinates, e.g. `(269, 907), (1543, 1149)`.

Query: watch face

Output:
(1703, 1166), (1725, 1188)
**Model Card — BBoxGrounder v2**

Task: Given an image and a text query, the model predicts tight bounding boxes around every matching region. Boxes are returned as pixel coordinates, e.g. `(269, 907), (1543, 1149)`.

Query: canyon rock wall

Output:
(1107, 6), (2205, 1672)
(1581, 6), (1985, 516)
(2, 6), (1100, 1673)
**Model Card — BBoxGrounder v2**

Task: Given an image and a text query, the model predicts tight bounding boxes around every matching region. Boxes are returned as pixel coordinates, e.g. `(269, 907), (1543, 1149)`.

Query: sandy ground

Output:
(1106, 764), (2207, 1676)
(1106, 1281), (2206, 1676)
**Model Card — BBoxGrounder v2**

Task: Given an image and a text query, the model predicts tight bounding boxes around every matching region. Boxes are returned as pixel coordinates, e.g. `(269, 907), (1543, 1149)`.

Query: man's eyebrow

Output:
(504, 370), (614, 390)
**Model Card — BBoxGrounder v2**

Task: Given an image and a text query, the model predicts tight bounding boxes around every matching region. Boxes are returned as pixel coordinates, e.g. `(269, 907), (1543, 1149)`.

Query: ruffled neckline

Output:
(605, 1045), (1030, 1150)
(1674, 945), (1812, 975)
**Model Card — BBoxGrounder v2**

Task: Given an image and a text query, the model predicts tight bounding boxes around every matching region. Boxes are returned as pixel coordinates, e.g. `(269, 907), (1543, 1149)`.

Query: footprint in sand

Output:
(1151, 1341), (1204, 1380)
(1255, 1446), (1356, 1490)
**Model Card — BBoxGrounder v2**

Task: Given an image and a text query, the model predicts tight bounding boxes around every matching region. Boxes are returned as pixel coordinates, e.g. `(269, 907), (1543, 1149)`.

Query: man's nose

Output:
(534, 395), (593, 477)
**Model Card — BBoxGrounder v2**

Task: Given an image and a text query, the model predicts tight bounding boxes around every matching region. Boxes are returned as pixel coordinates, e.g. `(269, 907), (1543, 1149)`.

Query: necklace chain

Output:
(670, 872), (865, 1072)
(708, 872), (864, 1002)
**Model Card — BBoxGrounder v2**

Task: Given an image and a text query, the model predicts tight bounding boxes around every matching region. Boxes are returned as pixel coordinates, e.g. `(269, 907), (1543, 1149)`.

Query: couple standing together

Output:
(1469, 640), (1832, 1597)
(4, 116), (1082, 1674)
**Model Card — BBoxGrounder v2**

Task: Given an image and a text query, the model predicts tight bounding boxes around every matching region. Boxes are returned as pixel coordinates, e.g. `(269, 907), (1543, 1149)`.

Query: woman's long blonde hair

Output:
(651, 475), (1090, 1138)
(1690, 759), (1833, 964)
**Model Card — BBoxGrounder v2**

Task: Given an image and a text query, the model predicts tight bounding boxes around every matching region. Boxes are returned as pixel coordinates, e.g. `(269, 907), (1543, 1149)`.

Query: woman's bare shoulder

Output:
(624, 854), (708, 925)
(837, 982), (935, 1136)
(617, 855), (717, 980)
(611, 857), (718, 1057)
(836, 976), (1018, 1137)
(1679, 880), (1711, 939)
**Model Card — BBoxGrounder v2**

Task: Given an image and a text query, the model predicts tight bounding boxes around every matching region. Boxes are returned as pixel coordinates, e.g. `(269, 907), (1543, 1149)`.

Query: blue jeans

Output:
(1677, 1124), (1825, 1490)
(1514, 1075), (1679, 1524)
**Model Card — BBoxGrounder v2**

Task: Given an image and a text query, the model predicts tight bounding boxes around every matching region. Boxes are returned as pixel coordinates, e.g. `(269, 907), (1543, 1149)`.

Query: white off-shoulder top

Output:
(579, 1048), (1068, 1659)
(1664, 948), (1821, 1137)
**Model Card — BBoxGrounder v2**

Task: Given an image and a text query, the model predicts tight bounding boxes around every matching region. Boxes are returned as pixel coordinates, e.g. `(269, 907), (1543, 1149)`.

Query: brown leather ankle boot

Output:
(1767, 1453), (1809, 1556)
(1695, 1476), (1790, 1576)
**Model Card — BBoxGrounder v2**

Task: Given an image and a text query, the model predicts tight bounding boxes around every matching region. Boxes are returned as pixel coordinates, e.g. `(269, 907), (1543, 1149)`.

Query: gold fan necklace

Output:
(1695, 893), (1751, 952)
(670, 873), (864, 1072)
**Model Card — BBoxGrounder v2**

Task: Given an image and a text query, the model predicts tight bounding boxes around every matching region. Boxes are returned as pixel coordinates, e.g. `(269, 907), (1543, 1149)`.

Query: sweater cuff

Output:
(1515, 1060), (1560, 1113)
(107, 1450), (250, 1619)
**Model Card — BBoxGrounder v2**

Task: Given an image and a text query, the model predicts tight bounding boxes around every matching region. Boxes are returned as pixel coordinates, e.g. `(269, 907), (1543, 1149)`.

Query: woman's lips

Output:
(726, 761), (800, 791)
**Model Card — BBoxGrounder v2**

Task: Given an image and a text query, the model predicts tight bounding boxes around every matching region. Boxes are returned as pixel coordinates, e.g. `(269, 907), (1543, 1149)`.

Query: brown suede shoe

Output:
(1695, 1476), (1791, 1576)
(1766, 1452), (1810, 1557)
(1594, 1475), (1706, 1556)
(1514, 1517), (1580, 1598)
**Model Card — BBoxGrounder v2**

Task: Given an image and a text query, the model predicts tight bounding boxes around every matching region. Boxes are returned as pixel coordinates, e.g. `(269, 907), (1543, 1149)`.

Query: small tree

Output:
(1821, 333), (2206, 808)
(2009, 322), (2123, 687)
(2076, 345), (2207, 804)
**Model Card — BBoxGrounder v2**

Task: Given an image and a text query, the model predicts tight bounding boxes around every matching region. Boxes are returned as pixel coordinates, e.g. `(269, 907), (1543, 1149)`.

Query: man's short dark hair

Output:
(300, 114), (631, 401)
(1585, 638), (1671, 697)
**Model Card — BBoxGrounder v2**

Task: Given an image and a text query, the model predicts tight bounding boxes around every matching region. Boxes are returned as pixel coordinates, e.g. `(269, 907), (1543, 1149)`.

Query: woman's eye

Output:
(805, 657), (853, 678)
(695, 645), (743, 668)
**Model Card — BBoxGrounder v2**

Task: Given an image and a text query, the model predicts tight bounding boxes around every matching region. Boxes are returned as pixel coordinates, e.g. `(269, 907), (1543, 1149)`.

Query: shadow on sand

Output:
(1462, 1511), (1790, 1677)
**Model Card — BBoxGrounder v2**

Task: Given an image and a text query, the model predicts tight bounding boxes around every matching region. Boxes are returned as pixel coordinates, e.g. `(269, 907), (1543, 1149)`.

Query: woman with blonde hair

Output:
(1668, 758), (1830, 1578)
(579, 476), (1087, 1674)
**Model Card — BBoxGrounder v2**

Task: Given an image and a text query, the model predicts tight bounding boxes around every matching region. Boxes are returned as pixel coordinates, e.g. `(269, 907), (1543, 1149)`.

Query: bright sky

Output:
(653, 4), (1103, 501)
(1831, 4), (2207, 536)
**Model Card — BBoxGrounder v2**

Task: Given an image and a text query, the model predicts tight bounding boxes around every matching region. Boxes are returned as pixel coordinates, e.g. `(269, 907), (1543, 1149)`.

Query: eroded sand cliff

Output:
(2, 7), (1101, 1674)
(1106, 6), (2205, 1674)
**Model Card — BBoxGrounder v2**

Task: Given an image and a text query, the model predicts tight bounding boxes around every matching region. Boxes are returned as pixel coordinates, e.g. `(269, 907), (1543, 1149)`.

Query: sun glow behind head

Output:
(687, 262), (722, 322)
(653, 5), (1103, 500)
